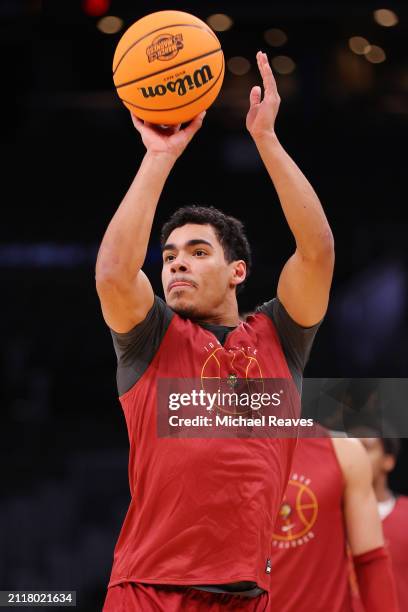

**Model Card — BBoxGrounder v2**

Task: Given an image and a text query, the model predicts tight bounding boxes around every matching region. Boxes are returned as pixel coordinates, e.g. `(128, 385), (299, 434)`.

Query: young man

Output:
(96, 52), (334, 610)
(360, 434), (408, 610)
(268, 435), (399, 611)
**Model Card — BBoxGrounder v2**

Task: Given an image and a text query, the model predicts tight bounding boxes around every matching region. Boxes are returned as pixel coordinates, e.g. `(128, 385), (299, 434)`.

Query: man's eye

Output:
(165, 254), (175, 262)
(194, 250), (206, 256)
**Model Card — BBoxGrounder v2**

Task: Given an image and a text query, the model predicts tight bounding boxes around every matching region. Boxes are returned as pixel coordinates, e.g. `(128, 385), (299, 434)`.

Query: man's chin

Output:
(167, 296), (201, 320)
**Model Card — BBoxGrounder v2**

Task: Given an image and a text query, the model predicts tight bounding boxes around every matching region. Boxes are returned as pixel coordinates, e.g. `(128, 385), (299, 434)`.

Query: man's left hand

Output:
(246, 51), (280, 140)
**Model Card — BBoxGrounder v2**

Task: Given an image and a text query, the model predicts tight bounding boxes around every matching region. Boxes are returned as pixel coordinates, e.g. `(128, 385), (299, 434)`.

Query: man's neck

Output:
(374, 477), (394, 503)
(197, 301), (240, 327)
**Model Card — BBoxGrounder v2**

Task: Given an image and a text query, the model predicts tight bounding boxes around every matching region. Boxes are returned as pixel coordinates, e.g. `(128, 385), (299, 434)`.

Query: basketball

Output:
(113, 10), (224, 125)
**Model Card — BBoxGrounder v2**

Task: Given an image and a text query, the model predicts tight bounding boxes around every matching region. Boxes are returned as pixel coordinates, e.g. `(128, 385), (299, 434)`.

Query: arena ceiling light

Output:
(207, 14), (233, 32)
(97, 15), (123, 34)
(227, 56), (251, 75)
(264, 28), (288, 47)
(82, 0), (110, 17)
(373, 9), (399, 27)
(348, 36), (371, 55)
(271, 55), (296, 75)
(365, 45), (386, 64)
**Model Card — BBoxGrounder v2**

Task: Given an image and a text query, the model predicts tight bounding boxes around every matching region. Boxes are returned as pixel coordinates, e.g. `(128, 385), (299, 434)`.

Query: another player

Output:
(268, 435), (399, 611)
(359, 432), (408, 610)
(96, 52), (334, 610)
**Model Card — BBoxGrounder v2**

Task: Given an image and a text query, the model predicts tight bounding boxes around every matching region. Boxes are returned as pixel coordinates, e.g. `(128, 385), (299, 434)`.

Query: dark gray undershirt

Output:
(111, 296), (321, 397)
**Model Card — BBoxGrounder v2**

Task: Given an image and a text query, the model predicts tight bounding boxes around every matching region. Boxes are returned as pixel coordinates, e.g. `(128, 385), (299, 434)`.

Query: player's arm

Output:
(333, 438), (399, 612)
(247, 52), (334, 327)
(334, 438), (383, 554)
(95, 113), (205, 333)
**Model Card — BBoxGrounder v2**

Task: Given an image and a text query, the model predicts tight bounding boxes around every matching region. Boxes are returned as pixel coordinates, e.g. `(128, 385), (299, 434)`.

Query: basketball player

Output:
(97, 52), (334, 610)
(359, 433), (408, 610)
(268, 435), (399, 611)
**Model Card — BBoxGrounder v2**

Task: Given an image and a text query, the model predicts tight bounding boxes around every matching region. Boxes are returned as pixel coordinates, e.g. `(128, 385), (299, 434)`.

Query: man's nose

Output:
(170, 256), (189, 273)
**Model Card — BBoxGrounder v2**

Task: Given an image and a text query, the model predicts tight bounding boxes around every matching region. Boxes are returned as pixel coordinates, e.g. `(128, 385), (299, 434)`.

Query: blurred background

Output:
(1, 0), (408, 608)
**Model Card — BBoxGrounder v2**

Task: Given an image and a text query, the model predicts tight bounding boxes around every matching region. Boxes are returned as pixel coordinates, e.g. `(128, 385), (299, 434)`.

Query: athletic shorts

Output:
(103, 582), (269, 611)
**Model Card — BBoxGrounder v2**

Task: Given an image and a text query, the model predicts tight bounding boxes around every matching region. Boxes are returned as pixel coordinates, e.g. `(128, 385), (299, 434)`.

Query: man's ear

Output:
(230, 261), (247, 288)
(383, 454), (396, 474)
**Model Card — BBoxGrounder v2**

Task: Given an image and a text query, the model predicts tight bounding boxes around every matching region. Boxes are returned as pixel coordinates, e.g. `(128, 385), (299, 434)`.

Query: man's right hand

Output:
(131, 111), (206, 160)
(96, 111), (206, 333)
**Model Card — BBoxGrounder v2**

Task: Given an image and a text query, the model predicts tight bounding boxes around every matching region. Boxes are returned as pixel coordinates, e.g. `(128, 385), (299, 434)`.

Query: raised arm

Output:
(333, 438), (383, 554)
(333, 437), (399, 611)
(247, 52), (334, 327)
(95, 113), (205, 333)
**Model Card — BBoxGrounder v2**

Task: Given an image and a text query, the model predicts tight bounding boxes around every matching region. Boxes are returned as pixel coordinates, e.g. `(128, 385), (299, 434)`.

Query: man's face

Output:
(161, 223), (244, 320)
(359, 437), (395, 483)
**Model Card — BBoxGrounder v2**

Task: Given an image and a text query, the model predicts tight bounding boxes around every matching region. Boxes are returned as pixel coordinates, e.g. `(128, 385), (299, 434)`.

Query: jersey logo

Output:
(201, 347), (264, 414)
(272, 474), (318, 548)
(227, 373), (238, 388)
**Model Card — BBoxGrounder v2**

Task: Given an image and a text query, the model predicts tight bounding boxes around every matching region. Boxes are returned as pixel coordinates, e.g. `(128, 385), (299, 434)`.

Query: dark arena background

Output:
(2, 0), (408, 609)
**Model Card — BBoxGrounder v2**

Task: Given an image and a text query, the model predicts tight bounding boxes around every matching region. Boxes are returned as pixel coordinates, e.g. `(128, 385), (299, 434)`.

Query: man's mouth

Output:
(168, 281), (195, 292)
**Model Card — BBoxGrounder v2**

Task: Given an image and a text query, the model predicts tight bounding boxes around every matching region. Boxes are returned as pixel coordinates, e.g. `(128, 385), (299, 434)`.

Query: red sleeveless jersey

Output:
(383, 496), (408, 610)
(269, 438), (353, 611)
(108, 311), (299, 592)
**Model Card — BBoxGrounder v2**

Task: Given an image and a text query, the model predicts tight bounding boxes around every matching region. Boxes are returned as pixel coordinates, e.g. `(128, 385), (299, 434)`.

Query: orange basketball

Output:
(113, 10), (224, 125)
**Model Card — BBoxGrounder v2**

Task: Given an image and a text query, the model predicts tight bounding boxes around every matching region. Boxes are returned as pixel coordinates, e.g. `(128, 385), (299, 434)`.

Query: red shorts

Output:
(103, 583), (269, 611)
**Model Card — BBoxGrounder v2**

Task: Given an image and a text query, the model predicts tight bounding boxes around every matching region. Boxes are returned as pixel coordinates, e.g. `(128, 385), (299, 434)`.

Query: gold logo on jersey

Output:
(272, 474), (318, 548)
(201, 346), (264, 414)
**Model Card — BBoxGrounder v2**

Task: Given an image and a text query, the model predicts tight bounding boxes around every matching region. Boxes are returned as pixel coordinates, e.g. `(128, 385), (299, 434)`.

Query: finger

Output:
(142, 121), (178, 136)
(260, 52), (277, 96)
(164, 125), (181, 136)
(131, 113), (144, 131)
(256, 50), (265, 77)
(256, 51), (269, 89)
(249, 85), (262, 107)
(183, 113), (205, 140)
(256, 51), (273, 89)
(157, 123), (181, 134)
(183, 111), (206, 140)
(194, 110), (206, 122)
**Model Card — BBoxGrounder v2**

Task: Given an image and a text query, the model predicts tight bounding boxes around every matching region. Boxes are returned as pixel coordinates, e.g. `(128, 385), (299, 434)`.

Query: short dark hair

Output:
(160, 205), (252, 293)
(368, 419), (401, 459)
(381, 436), (400, 458)
(379, 420), (401, 458)
(351, 421), (401, 458)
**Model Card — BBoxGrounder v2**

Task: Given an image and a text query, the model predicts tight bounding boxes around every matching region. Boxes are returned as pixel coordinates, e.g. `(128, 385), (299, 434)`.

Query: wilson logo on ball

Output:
(138, 65), (214, 98)
(146, 33), (184, 62)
